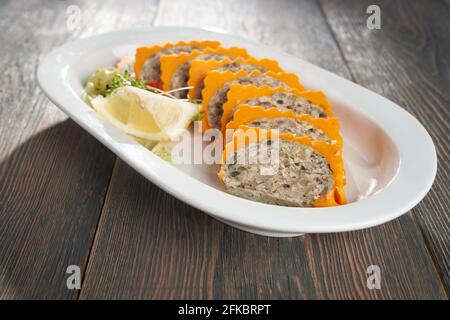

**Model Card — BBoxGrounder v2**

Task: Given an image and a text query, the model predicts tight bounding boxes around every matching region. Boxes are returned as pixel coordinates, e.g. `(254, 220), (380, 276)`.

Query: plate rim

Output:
(37, 26), (437, 234)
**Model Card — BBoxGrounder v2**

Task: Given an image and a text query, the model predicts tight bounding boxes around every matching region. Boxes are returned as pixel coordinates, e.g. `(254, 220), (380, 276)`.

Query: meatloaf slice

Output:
(246, 118), (330, 142)
(243, 91), (327, 118)
(140, 46), (197, 82)
(170, 53), (226, 99)
(208, 74), (288, 128)
(220, 139), (334, 207)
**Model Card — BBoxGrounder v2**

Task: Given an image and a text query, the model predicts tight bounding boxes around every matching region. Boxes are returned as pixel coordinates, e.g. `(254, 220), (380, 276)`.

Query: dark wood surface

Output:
(0, 0), (448, 299)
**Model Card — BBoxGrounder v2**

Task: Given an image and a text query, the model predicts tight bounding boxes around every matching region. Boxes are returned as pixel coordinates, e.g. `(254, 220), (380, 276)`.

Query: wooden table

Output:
(0, 0), (448, 300)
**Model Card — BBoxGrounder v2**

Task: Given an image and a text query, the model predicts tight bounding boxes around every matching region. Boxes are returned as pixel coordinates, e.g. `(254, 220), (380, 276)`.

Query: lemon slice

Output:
(91, 86), (199, 141)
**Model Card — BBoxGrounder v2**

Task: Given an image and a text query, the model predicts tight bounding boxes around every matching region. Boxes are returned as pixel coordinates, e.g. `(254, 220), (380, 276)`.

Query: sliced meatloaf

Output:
(243, 91), (327, 118)
(217, 61), (267, 73)
(170, 53), (226, 99)
(208, 74), (288, 128)
(140, 46), (197, 82)
(246, 118), (330, 142)
(195, 61), (268, 101)
(220, 139), (334, 207)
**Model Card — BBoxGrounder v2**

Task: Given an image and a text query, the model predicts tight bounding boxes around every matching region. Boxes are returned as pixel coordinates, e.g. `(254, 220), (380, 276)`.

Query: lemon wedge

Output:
(91, 86), (199, 141)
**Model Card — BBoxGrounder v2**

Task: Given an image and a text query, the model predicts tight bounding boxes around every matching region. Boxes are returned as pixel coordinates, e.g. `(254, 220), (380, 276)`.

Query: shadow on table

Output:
(2, 119), (445, 300)
(0, 119), (246, 299)
(0, 119), (116, 299)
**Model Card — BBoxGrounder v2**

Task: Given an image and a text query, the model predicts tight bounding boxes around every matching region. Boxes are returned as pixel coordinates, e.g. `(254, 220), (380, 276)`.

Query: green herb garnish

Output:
(194, 112), (203, 121)
(104, 71), (159, 96)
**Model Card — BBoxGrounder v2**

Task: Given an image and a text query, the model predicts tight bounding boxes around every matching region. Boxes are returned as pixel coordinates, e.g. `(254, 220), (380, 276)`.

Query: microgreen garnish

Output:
(104, 71), (160, 96)
(194, 112), (203, 121)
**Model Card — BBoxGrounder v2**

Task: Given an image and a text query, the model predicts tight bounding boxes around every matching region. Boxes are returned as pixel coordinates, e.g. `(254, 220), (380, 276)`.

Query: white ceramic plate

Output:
(38, 27), (436, 237)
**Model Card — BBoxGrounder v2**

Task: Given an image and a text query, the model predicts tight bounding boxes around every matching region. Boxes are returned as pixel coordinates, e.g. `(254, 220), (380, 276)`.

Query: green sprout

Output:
(194, 112), (203, 121)
(104, 70), (160, 96)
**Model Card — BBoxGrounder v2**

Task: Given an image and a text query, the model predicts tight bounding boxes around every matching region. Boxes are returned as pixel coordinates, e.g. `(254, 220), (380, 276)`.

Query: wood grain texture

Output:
(77, 0), (447, 299)
(0, 121), (115, 299)
(0, 0), (122, 299)
(320, 0), (450, 292)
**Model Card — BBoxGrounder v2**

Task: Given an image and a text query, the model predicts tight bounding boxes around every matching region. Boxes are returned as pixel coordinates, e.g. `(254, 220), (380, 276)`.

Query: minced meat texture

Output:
(140, 45), (197, 82)
(194, 61), (267, 100)
(243, 92), (327, 118)
(221, 139), (334, 207)
(217, 61), (267, 73)
(208, 74), (288, 128)
(170, 53), (227, 99)
(246, 118), (330, 142)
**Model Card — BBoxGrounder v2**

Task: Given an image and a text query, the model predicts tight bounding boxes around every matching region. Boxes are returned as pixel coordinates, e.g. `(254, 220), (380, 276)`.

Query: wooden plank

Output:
(0, 0), (110, 299)
(0, 0), (159, 298)
(0, 121), (115, 299)
(320, 0), (450, 291)
(79, 0), (447, 299)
